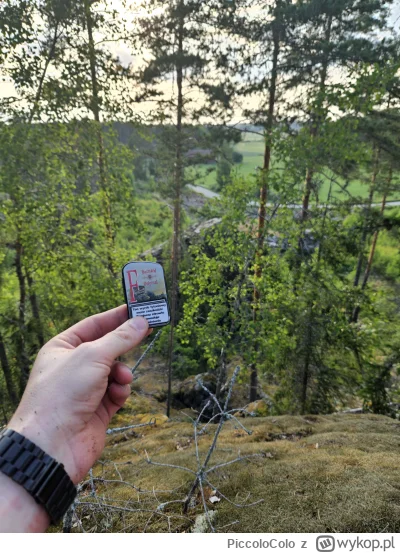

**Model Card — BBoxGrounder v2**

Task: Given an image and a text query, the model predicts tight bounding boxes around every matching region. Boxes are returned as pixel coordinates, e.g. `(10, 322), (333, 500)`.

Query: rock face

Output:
(172, 373), (217, 411)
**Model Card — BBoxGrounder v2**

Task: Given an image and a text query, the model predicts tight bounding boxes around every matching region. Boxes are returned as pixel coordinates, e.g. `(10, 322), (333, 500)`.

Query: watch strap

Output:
(0, 428), (77, 524)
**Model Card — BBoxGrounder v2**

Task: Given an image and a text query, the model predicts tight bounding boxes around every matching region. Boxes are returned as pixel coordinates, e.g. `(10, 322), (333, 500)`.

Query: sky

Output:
(390, 2), (400, 28)
(1, 1), (399, 120)
(112, 2), (400, 70)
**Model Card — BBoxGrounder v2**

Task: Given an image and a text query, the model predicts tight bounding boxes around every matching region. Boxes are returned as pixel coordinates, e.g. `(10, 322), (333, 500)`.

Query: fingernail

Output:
(129, 317), (149, 332)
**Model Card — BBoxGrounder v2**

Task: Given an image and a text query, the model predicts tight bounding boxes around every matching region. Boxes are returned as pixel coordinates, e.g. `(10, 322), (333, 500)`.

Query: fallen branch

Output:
(106, 419), (156, 435)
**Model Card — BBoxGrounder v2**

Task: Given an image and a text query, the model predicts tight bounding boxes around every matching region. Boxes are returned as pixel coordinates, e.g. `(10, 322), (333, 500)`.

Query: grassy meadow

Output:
(193, 138), (395, 202)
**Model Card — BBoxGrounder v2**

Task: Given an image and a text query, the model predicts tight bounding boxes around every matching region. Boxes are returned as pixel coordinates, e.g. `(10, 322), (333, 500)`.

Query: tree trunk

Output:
(0, 332), (18, 406)
(361, 193), (388, 290)
(249, 364), (259, 403)
(254, 22), (279, 291)
(0, 395), (8, 426)
(301, 15), (332, 222)
(300, 307), (313, 415)
(352, 187), (375, 289)
(15, 240), (30, 396)
(250, 23), (280, 403)
(213, 348), (227, 417)
(215, 348), (227, 404)
(299, 192), (332, 415)
(350, 147), (380, 322)
(352, 166), (390, 323)
(84, 0), (116, 277)
(26, 270), (45, 349)
(166, 11), (184, 418)
(28, 22), (59, 124)
(5, 12), (60, 399)
(294, 23), (332, 285)
(302, 155), (315, 222)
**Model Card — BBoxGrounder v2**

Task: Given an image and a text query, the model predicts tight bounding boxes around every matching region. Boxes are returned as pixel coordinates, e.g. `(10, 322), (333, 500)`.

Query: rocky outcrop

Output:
(139, 219), (222, 263)
(172, 373), (217, 411)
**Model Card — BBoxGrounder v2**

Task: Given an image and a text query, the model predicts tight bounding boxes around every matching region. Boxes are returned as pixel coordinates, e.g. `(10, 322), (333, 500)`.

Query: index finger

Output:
(55, 305), (129, 348)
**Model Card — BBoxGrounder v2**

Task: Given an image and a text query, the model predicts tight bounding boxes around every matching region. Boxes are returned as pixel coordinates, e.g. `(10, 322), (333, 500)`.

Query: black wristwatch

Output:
(0, 428), (77, 524)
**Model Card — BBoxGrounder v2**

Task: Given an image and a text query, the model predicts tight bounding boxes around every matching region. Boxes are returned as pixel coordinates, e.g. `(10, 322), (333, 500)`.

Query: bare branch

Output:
(206, 453), (264, 474)
(131, 330), (162, 375)
(106, 420), (156, 435)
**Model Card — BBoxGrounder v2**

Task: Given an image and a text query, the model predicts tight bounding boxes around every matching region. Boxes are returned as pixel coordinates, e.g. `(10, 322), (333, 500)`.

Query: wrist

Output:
(8, 414), (79, 485)
(0, 427), (77, 527)
(0, 471), (50, 533)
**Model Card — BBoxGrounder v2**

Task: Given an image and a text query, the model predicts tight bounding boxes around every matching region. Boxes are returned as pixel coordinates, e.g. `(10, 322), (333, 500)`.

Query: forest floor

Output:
(61, 357), (400, 533)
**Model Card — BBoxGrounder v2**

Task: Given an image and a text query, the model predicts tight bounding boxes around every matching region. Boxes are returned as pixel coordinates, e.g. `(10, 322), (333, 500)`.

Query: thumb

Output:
(90, 316), (149, 362)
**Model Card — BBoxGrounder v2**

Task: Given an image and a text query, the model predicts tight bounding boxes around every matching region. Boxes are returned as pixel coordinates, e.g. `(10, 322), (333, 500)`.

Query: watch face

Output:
(122, 262), (171, 328)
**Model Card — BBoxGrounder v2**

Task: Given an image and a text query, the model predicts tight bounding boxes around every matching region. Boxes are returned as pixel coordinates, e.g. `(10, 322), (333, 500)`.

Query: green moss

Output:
(66, 414), (400, 533)
(246, 399), (270, 417)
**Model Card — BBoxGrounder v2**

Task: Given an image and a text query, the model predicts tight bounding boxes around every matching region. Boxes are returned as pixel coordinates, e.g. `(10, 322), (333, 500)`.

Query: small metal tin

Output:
(122, 261), (171, 328)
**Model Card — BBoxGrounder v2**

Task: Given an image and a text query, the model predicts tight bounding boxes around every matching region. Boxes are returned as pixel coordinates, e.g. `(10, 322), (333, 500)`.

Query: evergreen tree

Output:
(213, 0), (303, 400)
(351, 105), (400, 323)
(285, 0), (395, 219)
(131, 0), (225, 416)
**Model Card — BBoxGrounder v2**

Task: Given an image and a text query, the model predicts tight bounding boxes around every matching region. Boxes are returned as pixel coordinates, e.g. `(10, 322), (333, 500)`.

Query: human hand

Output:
(8, 305), (150, 485)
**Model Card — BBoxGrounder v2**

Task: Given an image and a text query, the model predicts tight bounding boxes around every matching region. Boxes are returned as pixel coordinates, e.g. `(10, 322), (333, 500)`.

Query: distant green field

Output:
(191, 140), (386, 202)
(192, 140), (265, 188)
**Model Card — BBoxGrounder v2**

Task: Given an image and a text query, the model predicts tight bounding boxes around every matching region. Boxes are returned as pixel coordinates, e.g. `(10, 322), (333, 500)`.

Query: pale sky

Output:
(390, 2), (400, 28)
(1, 1), (399, 122)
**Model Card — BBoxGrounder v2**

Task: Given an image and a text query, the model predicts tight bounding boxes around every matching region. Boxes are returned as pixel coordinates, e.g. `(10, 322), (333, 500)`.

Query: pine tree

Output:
(351, 105), (400, 323)
(285, 0), (395, 220)
(131, 0), (222, 416)
(213, 0), (303, 401)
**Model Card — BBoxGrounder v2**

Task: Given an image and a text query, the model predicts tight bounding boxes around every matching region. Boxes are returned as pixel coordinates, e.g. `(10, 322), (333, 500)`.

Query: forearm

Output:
(0, 471), (50, 533)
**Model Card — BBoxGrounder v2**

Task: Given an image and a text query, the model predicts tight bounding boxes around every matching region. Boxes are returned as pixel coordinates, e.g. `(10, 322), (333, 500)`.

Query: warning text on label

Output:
(130, 300), (170, 326)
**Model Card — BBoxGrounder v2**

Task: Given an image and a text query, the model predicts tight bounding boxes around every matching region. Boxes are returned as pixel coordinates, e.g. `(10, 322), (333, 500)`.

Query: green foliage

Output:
(232, 151), (243, 164)
(176, 166), (400, 414)
(216, 158), (233, 191)
(1, 0), (400, 422)
(0, 120), (174, 407)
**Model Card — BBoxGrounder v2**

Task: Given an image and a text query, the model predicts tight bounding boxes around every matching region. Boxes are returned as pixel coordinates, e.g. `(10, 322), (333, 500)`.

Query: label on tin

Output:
(122, 262), (170, 327)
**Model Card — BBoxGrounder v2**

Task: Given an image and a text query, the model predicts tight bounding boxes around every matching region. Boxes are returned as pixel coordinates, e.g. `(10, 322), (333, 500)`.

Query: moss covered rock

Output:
(172, 373), (217, 410)
(246, 399), (270, 417)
